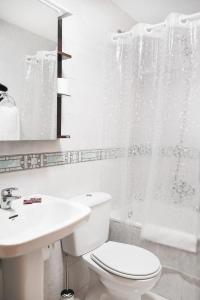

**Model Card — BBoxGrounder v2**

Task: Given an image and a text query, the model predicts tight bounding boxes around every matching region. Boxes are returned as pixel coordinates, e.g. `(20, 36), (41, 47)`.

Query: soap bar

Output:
(23, 197), (42, 205)
(24, 199), (33, 205)
(30, 197), (42, 203)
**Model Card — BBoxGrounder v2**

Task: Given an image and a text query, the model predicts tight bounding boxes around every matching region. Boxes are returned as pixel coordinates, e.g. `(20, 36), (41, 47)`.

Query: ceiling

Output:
(112, 0), (200, 24)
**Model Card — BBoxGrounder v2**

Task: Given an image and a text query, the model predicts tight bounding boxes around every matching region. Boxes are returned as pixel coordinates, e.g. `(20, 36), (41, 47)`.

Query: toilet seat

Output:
(91, 241), (161, 280)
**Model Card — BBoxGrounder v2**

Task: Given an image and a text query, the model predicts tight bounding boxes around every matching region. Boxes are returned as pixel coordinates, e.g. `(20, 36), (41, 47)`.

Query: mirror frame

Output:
(57, 15), (72, 139)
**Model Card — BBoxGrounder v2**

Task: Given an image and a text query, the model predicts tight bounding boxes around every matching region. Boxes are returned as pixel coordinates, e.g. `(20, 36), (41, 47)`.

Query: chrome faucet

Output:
(1, 187), (21, 209)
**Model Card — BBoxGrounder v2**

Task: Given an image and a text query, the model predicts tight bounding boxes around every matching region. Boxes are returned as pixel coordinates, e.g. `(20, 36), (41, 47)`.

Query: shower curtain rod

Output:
(181, 12), (200, 23)
(112, 11), (200, 40)
(146, 22), (166, 32)
(147, 12), (200, 30)
(112, 22), (165, 40)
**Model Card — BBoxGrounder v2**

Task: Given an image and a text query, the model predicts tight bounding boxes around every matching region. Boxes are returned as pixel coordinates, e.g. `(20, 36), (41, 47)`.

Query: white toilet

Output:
(62, 193), (161, 300)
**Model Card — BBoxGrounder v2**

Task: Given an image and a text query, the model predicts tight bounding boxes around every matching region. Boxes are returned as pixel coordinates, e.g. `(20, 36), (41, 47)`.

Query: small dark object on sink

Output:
(9, 214), (18, 219)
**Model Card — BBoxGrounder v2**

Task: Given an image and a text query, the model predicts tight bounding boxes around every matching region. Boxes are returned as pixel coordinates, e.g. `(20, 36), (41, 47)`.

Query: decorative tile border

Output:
(129, 144), (200, 159)
(0, 144), (199, 174)
(0, 148), (124, 174)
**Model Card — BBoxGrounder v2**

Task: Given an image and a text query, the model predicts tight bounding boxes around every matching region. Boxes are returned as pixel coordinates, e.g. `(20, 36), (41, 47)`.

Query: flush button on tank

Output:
(86, 193), (92, 197)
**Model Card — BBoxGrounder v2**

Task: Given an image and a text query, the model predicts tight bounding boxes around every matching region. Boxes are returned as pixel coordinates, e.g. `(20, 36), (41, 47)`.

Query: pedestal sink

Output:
(0, 194), (91, 300)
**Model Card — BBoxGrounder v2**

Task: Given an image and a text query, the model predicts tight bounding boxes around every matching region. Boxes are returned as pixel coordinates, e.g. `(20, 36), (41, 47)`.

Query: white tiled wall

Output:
(0, 1), (134, 299)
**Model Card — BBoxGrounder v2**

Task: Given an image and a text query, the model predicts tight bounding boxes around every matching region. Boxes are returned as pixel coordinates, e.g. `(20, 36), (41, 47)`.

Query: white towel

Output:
(141, 224), (197, 253)
(0, 106), (20, 140)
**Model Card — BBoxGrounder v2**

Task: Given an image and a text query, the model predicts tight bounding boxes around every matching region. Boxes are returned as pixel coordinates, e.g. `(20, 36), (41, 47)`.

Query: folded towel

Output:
(141, 223), (197, 253)
(0, 106), (20, 140)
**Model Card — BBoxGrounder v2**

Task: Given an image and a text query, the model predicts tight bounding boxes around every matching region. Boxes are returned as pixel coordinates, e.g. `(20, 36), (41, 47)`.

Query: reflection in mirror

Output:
(0, 0), (58, 140)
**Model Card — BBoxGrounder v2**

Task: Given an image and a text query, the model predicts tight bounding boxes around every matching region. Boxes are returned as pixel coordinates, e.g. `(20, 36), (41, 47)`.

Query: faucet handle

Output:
(1, 187), (20, 209)
(1, 187), (18, 196)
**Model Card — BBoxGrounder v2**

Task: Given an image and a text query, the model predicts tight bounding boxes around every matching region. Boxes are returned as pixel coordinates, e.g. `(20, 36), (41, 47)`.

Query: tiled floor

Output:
(74, 292), (168, 300)
(143, 292), (168, 300)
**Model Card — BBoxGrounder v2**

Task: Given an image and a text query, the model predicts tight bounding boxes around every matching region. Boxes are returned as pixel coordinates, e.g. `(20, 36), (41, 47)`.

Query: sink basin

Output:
(0, 194), (91, 257)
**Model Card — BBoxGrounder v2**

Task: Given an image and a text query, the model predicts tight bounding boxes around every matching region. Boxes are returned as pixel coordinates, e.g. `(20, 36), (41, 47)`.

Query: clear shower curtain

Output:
(21, 51), (57, 140)
(141, 13), (200, 253)
(114, 12), (200, 300)
(114, 23), (164, 222)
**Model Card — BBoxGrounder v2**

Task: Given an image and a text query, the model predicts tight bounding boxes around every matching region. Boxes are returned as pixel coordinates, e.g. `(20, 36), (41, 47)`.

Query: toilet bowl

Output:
(62, 193), (161, 300)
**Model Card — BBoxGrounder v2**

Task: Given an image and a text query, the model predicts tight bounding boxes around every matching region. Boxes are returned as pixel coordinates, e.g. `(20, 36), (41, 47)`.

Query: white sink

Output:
(0, 194), (91, 300)
(0, 194), (90, 257)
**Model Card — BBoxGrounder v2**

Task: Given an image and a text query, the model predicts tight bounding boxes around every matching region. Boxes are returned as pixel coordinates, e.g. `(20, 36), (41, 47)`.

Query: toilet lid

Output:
(91, 241), (161, 280)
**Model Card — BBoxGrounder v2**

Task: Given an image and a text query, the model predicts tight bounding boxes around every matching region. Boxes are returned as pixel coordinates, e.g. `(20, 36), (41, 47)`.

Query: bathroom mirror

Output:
(0, 0), (58, 140)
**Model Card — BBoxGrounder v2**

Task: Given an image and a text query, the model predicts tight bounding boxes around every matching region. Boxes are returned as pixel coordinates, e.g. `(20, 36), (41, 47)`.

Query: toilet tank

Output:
(62, 192), (112, 256)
